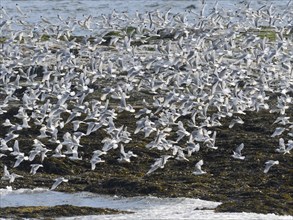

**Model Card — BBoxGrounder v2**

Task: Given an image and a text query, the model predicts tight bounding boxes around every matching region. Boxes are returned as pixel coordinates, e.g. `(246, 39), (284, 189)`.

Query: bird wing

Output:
(279, 138), (286, 150)
(236, 143), (244, 154)
(51, 179), (62, 190)
(13, 140), (20, 153)
(120, 144), (126, 157)
(195, 160), (203, 170)
(3, 165), (10, 176)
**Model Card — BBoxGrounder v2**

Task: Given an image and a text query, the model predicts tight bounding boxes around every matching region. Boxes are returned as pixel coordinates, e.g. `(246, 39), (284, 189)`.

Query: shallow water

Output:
(0, 188), (292, 220)
(1, 0), (290, 22)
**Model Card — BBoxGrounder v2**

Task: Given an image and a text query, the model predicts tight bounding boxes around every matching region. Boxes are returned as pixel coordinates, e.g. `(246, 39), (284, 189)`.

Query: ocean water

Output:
(0, 0), (290, 23)
(0, 188), (292, 220)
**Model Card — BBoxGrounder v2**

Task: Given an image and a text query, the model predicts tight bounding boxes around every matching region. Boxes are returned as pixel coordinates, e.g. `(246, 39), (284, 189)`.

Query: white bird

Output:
(2, 119), (13, 127)
(90, 156), (105, 170)
(117, 144), (138, 163)
(264, 160), (279, 173)
(30, 164), (43, 175)
(232, 143), (245, 160)
(1, 165), (10, 181)
(275, 138), (286, 153)
(193, 159), (206, 175)
(52, 144), (66, 158)
(10, 140), (21, 156)
(276, 138), (293, 154)
(51, 177), (68, 190)
(92, 150), (107, 157)
(1, 165), (23, 183)
(174, 147), (189, 161)
(176, 121), (190, 142)
(185, 136), (200, 157)
(68, 146), (82, 161)
(13, 153), (29, 168)
(204, 131), (218, 150)
(271, 127), (286, 137)
(284, 140), (293, 154)
(146, 155), (173, 175)
(273, 116), (291, 125)
(229, 116), (244, 128)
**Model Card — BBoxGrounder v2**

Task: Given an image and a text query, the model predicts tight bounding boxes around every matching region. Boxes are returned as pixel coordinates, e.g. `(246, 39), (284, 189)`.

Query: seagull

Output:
(273, 116), (291, 125)
(232, 143), (245, 160)
(13, 153), (29, 168)
(117, 144), (138, 163)
(68, 146), (82, 161)
(90, 155), (105, 170)
(2, 119), (13, 127)
(10, 140), (22, 156)
(229, 116), (244, 128)
(271, 127), (286, 137)
(264, 160), (279, 173)
(92, 150), (107, 157)
(30, 164), (43, 175)
(176, 121), (190, 142)
(146, 155), (173, 175)
(51, 177), (68, 190)
(284, 140), (293, 154)
(52, 144), (66, 158)
(276, 138), (286, 154)
(185, 136), (200, 157)
(1, 165), (23, 183)
(193, 159), (206, 175)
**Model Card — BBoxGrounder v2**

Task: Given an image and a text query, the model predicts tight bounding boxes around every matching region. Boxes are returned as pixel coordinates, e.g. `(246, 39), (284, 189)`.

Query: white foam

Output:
(0, 189), (292, 220)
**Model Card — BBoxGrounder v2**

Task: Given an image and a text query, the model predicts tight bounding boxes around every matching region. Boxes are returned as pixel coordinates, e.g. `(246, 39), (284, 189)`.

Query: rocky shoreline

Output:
(1, 106), (292, 217)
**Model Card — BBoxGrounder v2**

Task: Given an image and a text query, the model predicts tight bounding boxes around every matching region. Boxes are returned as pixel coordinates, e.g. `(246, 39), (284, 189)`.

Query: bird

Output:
(52, 144), (66, 158)
(10, 140), (22, 156)
(1, 165), (23, 183)
(271, 127), (286, 137)
(192, 159), (206, 175)
(51, 177), (68, 190)
(146, 155), (173, 175)
(264, 160), (279, 173)
(232, 143), (245, 160)
(92, 150), (107, 157)
(185, 136), (200, 157)
(176, 121), (190, 142)
(275, 138), (286, 154)
(276, 138), (293, 154)
(117, 144), (138, 163)
(90, 155), (105, 170)
(13, 153), (29, 168)
(30, 164), (43, 175)
(0, 139), (13, 152)
(284, 140), (293, 154)
(229, 116), (244, 128)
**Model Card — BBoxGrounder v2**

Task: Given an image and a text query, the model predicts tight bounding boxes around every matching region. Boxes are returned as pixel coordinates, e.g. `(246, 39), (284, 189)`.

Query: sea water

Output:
(0, 188), (292, 220)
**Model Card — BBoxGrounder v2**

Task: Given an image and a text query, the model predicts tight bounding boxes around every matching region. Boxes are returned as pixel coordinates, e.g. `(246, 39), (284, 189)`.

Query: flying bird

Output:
(193, 159), (207, 175)
(264, 160), (279, 173)
(232, 143), (245, 160)
(51, 177), (68, 190)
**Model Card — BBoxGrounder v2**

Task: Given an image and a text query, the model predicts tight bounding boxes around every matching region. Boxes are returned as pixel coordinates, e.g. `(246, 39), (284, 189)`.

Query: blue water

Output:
(0, 0), (289, 22)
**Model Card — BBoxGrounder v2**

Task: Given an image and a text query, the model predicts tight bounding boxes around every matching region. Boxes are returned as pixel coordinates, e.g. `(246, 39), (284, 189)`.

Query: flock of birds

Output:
(0, 1), (293, 190)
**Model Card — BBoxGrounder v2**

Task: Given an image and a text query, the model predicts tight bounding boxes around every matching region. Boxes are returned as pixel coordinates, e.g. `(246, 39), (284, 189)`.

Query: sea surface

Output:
(0, 188), (292, 220)
(0, 0), (290, 23)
